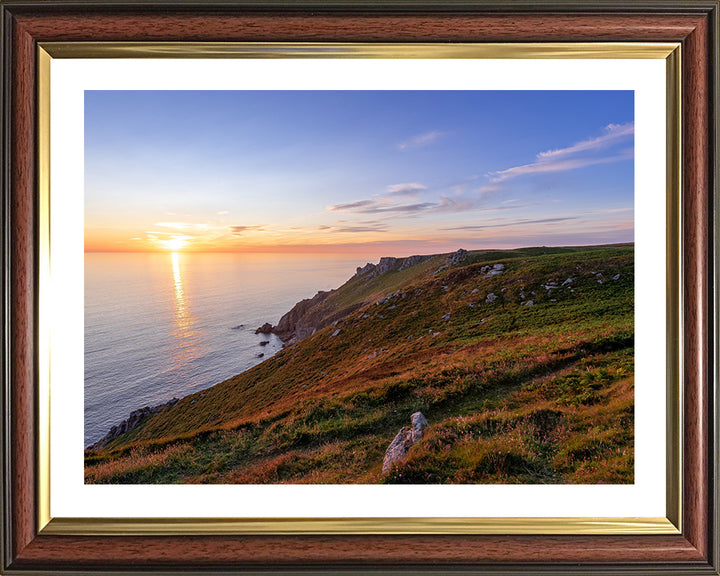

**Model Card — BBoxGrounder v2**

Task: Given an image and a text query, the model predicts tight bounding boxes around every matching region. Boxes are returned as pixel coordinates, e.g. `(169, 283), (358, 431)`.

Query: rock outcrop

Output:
(434, 248), (469, 274)
(447, 248), (468, 267)
(399, 254), (430, 271)
(354, 257), (399, 278)
(382, 411), (428, 474)
(87, 398), (179, 451)
(255, 323), (273, 335)
(376, 256), (399, 275)
(355, 262), (376, 276)
(355, 254), (430, 279)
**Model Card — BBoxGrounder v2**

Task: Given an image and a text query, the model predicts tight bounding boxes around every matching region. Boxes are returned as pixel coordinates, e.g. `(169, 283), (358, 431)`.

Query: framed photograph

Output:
(1, 1), (717, 574)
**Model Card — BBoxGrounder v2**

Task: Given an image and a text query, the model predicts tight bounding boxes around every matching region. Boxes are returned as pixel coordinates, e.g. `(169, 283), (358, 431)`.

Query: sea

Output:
(84, 252), (366, 447)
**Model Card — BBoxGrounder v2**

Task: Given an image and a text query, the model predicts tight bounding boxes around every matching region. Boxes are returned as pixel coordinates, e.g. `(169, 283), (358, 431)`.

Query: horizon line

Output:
(84, 241), (635, 256)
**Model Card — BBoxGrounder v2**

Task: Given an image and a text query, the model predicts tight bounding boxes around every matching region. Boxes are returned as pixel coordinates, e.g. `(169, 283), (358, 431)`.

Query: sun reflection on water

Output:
(170, 252), (201, 374)
(172, 252), (188, 322)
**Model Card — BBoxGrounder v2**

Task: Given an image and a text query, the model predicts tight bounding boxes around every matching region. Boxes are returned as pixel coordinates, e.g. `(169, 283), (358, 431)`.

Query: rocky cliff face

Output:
(269, 295), (365, 346)
(354, 254), (431, 279)
(270, 290), (334, 344)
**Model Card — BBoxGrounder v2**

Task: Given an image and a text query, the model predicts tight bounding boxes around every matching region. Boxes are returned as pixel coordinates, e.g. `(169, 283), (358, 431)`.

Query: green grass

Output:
(85, 243), (635, 484)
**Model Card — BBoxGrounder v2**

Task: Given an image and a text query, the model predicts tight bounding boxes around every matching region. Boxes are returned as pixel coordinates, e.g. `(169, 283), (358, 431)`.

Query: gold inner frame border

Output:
(36, 41), (682, 536)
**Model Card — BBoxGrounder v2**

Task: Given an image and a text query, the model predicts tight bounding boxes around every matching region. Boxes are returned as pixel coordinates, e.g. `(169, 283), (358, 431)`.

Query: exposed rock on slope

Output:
(87, 398), (179, 450)
(399, 254), (429, 271)
(482, 263), (505, 277)
(434, 248), (468, 274)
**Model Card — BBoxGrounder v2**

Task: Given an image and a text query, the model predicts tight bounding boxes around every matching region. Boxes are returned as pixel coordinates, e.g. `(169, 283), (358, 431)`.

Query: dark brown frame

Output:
(1, 1), (718, 574)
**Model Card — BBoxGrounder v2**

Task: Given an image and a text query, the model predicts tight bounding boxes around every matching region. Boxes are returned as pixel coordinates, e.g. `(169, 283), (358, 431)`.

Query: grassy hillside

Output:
(85, 244), (634, 484)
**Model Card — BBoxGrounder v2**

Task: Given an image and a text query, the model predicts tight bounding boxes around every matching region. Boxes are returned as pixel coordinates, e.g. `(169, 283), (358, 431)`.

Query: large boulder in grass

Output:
(382, 412), (428, 474)
(482, 263), (505, 277)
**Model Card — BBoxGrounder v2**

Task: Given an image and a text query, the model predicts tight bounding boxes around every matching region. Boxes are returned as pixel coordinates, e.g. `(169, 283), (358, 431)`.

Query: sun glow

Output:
(161, 237), (189, 251)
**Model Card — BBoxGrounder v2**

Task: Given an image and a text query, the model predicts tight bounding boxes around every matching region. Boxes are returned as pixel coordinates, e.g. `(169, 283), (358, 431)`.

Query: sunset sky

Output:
(85, 90), (634, 256)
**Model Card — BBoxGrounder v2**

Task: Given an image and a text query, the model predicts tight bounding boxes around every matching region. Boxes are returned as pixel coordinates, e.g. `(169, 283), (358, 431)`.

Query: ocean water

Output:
(84, 252), (363, 447)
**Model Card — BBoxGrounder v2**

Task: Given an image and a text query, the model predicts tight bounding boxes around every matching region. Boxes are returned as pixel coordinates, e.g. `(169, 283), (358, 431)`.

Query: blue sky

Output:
(85, 90), (634, 255)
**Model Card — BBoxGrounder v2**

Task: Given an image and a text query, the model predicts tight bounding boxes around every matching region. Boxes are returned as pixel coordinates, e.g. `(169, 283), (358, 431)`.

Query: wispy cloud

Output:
(436, 197), (481, 213)
(488, 122), (634, 184)
(229, 225), (265, 235)
(443, 216), (578, 231)
(329, 200), (436, 214)
(314, 221), (389, 234)
(537, 122), (634, 160)
(333, 226), (389, 233)
(386, 183), (427, 197)
(327, 199), (377, 212)
(398, 130), (444, 150)
(361, 202), (437, 214)
(326, 194), (529, 217)
(489, 152), (633, 183)
(145, 232), (193, 243)
(155, 222), (192, 229)
(592, 207), (634, 214)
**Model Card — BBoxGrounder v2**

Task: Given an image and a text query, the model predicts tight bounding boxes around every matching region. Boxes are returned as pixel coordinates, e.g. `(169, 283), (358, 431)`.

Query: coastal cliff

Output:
(254, 252), (445, 346)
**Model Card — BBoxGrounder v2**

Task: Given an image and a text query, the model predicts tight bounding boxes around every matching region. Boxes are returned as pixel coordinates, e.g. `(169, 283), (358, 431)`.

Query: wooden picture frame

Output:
(1, 1), (717, 573)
